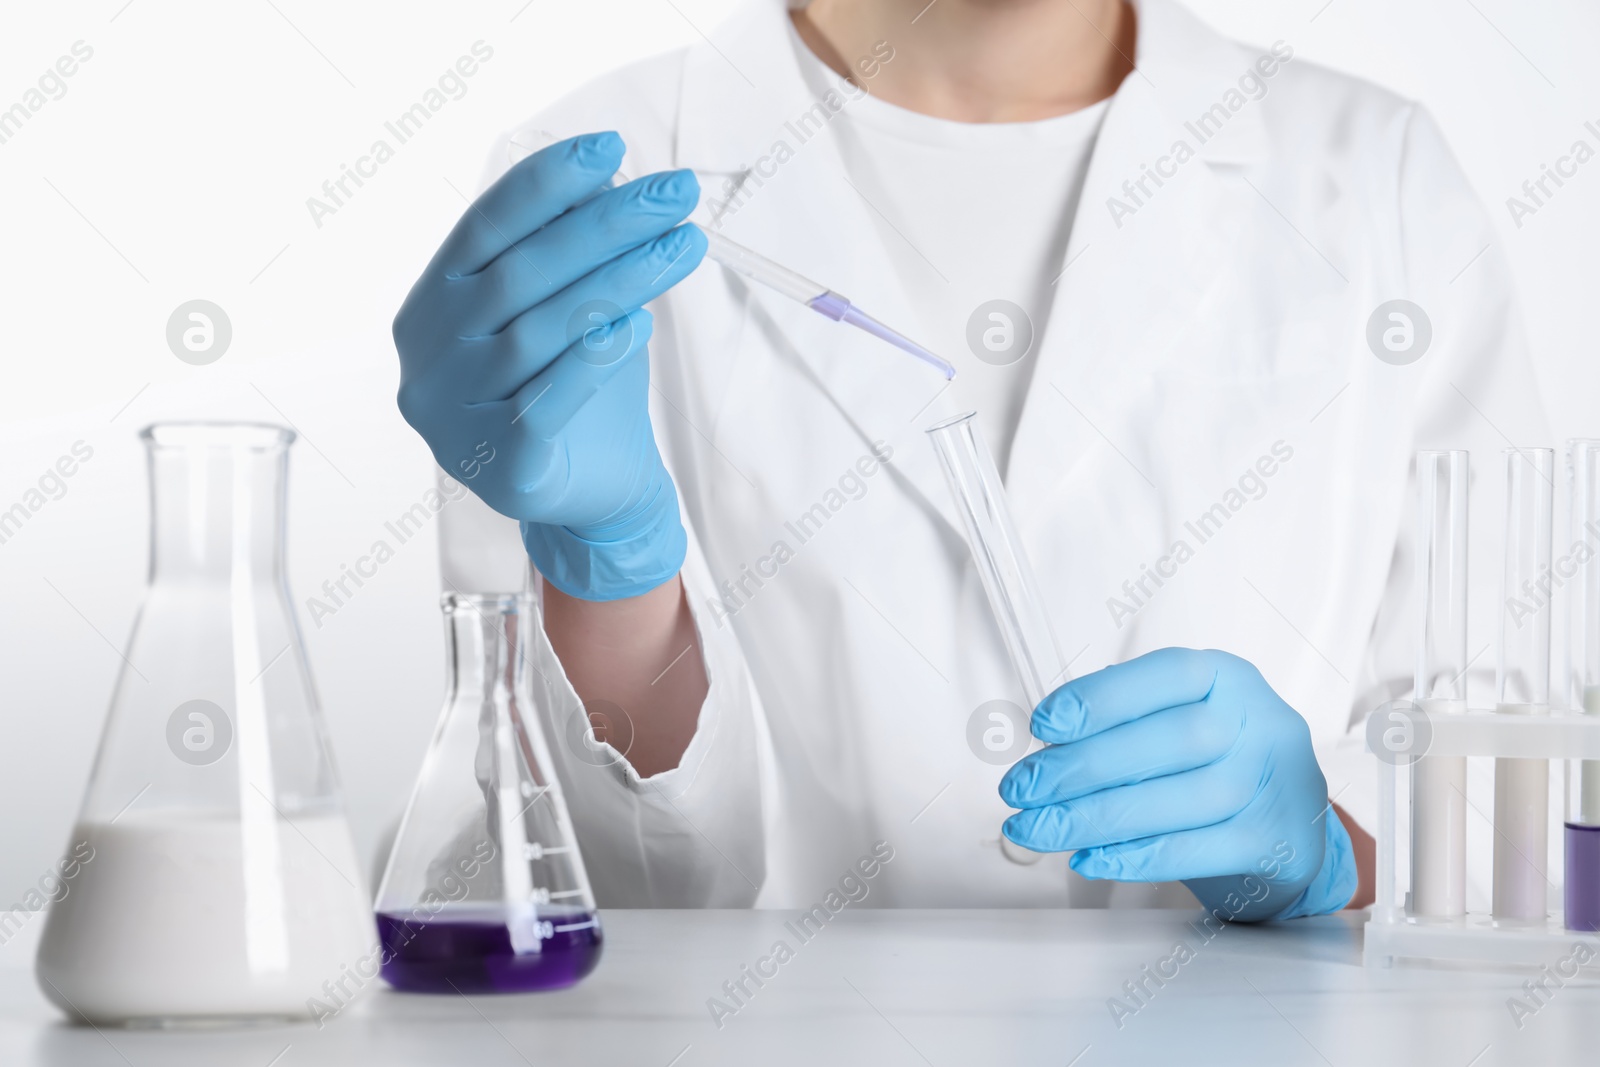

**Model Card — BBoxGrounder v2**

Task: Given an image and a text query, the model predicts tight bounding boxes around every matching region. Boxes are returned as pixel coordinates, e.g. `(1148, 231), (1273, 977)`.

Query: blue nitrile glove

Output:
(999, 648), (1357, 921)
(393, 132), (707, 600)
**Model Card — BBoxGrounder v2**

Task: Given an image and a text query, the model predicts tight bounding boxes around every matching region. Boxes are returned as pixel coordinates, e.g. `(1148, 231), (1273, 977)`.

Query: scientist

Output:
(392, 0), (1546, 918)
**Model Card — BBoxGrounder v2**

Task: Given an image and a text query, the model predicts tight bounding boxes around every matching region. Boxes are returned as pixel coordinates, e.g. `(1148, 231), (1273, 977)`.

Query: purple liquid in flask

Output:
(373, 594), (607, 996)
(378, 904), (603, 993)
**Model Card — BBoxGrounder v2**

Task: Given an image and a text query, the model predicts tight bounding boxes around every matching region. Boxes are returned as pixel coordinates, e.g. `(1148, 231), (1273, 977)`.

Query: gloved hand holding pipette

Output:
(999, 648), (1359, 921)
(507, 129), (957, 380)
(393, 132), (706, 600)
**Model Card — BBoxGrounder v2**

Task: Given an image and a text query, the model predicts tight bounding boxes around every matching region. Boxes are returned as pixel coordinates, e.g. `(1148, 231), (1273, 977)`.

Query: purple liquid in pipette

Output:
(377, 908), (603, 993)
(1565, 823), (1600, 932)
(807, 291), (957, 379)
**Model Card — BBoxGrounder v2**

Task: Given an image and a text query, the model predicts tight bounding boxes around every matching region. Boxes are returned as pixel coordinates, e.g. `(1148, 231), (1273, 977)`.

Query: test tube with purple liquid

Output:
(1566, 440), (1600, 931)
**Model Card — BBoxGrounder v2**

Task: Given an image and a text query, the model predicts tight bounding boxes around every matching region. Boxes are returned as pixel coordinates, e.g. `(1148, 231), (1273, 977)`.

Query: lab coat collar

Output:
(672, 0), (980, 536)
(1121, 0), (1273, 166)
(673, 0), (1272, 173)
(670, 0), (1273, 546)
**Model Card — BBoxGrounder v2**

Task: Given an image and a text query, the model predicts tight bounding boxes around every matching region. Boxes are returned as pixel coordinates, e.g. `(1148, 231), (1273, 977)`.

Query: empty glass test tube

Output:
(927, 412), (1066, 710)
(1565, 440), (1600, 931)
(1411, 451), (1470, 918)
(1494, 447), (1554, 922)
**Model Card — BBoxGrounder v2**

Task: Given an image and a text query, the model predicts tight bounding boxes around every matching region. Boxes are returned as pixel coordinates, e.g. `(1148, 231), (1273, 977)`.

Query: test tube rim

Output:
(925, 410), (979, 435)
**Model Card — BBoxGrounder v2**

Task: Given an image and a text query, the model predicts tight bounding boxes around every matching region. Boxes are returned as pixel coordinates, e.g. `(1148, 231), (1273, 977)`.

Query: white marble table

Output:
(2, 909), (1596, 1066)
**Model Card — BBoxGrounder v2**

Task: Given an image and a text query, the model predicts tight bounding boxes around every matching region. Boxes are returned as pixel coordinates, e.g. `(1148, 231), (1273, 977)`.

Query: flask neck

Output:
(443, 594), (531, 700)
(146, 439), (290, 583)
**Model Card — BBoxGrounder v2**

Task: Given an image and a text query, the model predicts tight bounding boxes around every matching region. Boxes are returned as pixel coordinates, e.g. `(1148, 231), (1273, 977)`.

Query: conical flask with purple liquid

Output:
(374, 592), (602, 993)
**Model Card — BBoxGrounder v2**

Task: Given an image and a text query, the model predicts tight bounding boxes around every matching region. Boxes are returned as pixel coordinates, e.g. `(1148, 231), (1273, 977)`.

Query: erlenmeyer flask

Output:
(374, 592), (603, 993)
(35, 423), (374, 1025)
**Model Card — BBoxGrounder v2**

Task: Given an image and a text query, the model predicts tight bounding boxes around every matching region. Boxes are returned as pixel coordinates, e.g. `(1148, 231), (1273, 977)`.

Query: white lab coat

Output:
(439, 0), (1549, 909)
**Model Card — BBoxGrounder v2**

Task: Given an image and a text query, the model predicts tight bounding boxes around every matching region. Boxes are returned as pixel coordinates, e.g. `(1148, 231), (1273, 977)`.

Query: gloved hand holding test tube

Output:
(509, 132), (956, 380)
(933, 415), (1359, 920)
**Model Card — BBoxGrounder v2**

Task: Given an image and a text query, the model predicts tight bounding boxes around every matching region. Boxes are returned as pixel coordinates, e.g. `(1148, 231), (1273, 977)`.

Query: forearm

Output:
(541, 574), (707, 778)
(1333, 801), (1375, 910)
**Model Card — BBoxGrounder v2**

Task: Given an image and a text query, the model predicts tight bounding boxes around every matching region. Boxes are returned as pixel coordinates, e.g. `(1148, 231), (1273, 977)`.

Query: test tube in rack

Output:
(1411, 451), (1469, 917)
(1493, 447), (1554, 923)
(1566, 440), (1600, 931)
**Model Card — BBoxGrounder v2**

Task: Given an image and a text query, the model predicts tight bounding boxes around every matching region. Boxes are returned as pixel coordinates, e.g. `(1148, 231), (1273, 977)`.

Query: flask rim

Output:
(442, 592), (531, 614)
(140, 422), (296, 450)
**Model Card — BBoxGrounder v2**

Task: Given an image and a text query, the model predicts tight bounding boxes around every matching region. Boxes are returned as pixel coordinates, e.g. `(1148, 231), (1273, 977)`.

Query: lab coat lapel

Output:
(1005, 0), (1271, 537)
(673, 0), (970, 535)
(669, 0), (1276, 542)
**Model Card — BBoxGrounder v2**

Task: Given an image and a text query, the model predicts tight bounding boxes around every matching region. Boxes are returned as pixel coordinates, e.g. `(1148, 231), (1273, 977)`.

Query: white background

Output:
(1, 0), (1596, 897)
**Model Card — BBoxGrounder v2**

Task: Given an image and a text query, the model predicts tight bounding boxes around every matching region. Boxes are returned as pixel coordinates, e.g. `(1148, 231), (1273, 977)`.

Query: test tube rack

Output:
(1365, 708), (1600, 968)
(1364, 443), (1600, 969)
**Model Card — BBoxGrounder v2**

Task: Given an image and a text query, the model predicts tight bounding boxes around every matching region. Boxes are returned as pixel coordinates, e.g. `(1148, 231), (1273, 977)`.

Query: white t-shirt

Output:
(792, 35), (1107, 473)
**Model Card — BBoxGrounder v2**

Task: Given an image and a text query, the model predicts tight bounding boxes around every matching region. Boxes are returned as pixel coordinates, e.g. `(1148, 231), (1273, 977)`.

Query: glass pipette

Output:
(700, 230), (956, 379)
(509, 133), (957, 380)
